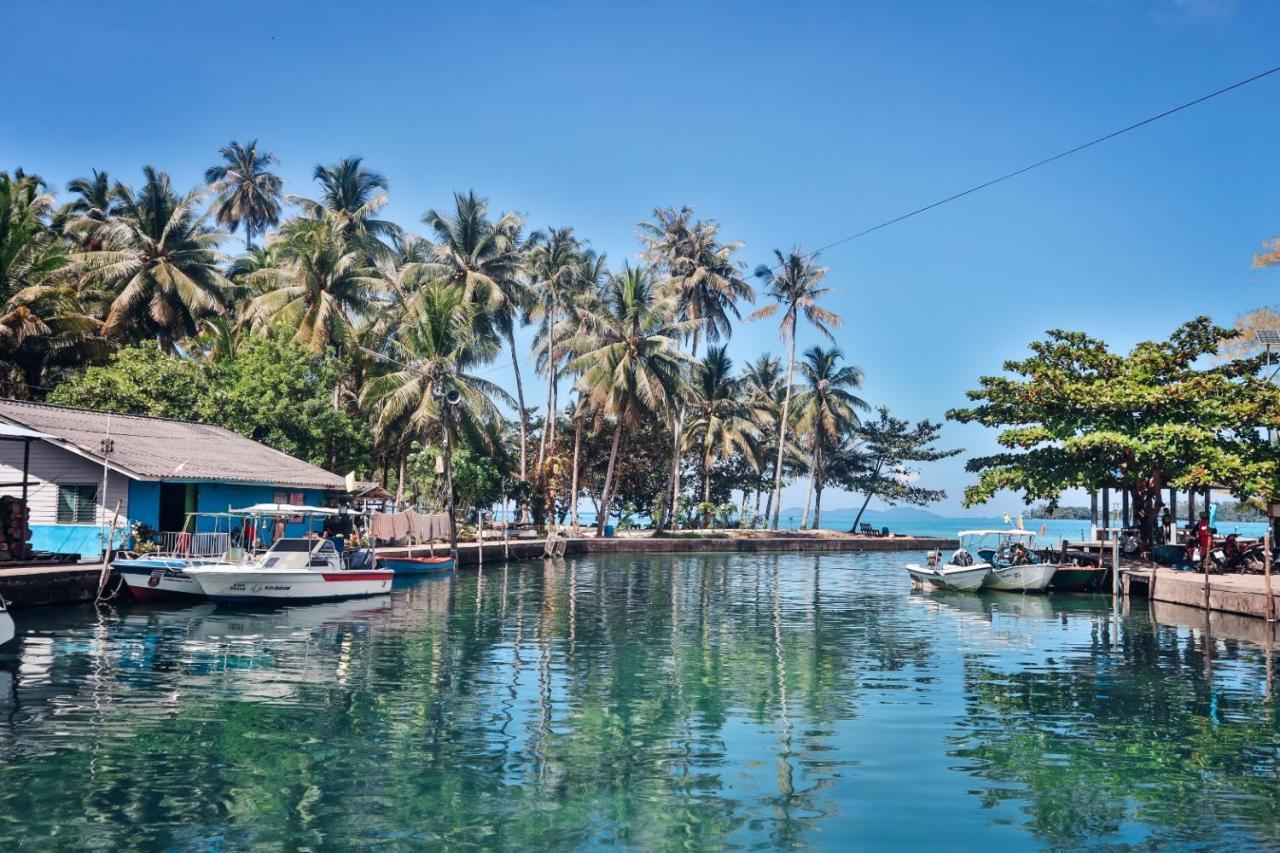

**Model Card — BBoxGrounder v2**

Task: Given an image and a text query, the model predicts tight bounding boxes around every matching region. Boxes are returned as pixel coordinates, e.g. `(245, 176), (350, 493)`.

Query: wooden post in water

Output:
(1102, 487), (1110, 536)
(1121, 488), (1130, 530)
(1111, 538), (1120, 597)
(1265, 531), (1275, 623)
(96, 499), (123, 600)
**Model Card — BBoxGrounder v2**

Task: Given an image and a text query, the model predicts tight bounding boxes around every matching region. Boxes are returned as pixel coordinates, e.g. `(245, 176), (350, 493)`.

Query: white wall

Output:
(0, 440), (130, 525)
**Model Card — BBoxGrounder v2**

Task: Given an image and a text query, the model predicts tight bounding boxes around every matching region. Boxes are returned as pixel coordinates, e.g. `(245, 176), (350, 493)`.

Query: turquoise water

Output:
(2, 551), (1278, 850)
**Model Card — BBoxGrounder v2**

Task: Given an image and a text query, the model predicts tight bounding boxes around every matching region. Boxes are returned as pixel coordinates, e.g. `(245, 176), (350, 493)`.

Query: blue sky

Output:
(5, 0), (1278, 514)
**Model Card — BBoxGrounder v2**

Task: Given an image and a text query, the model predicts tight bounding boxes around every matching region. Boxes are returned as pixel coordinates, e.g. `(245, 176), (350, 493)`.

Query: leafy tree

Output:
(569, 264), (691, 534)
(793, 346), (868, 528)
(405, 442), (506, 518)
(205, 140), (284, 250)
(50, 335), (373, 474)
(837, 406), (958, 532)
(684, 344), (759, 524)
(67, 166), (230, 348)
(947, 317), (1280, 546)
(749, 248), (841, 530)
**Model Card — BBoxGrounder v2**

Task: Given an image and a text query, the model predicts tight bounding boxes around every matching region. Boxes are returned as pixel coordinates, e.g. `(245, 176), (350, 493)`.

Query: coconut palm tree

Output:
(526, 228), (600, 470)
(63, 170), (117, 223)
(793, 346), (868, 528)
(420, 191), (531, 483)
(67, 166), (230, 349)
(241, 215), (381, 354)
(0, 170), (101, 395)
(639, 206), (752, 529)
(205, 140), (284, 251)
(685, 345), (760, 525)
(749, 248), (842, 530)
(362, 282), (513, 544)
(568, 264), (692, 535)
(292, 156), (399, 256)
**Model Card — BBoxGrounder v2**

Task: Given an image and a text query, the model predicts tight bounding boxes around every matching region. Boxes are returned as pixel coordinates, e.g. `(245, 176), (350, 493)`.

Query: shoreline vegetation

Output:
(1028, 501), (1267, 523)
(1, 153), (957, 536)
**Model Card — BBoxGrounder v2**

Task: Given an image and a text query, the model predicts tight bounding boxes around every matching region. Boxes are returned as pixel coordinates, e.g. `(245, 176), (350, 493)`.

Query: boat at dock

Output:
(114, 556), (212, 602)
(378, 554), (455, 574)
(904, 545), (993, 590)
(184, 537), (392, 604)
(972, 530), (1058, 593)
(179, 504), (392, 605)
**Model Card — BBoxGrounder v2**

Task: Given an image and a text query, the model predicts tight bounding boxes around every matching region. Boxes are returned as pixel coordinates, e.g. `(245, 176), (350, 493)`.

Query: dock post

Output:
(1111, 539), (1120, 597)
(1265, 532), (1275, 623)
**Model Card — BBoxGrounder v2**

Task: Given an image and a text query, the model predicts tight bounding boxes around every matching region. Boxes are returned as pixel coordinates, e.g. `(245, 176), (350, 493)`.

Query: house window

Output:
(57, 484), (98, 524)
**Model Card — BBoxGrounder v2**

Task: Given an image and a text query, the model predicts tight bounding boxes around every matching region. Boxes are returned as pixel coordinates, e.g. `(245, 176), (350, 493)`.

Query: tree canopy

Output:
(948, 316), (1280, 542)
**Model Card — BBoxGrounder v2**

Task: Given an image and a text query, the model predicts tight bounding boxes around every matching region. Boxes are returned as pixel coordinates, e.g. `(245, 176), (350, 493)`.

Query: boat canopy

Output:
(229, 503), (342, 517)
(957, 529), (1037, 539)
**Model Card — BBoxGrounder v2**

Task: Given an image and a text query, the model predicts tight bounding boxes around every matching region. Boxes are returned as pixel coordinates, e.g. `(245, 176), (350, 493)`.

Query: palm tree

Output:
(242, 216), (381, 354)
(67, 167), (230, 349)
(205, 140), (284, 251)
(741, 353), (785, 524)
(362, 282), (513, 545)
(749, 248), (842, 530)
(526, 228), (599, 471)
(292, 157), (399, 255)
(63, 170), (117, 222)
(421, 191), (531, 485)
(793, 346), (868, 528)
(0, 171), (101, 396)
(568, 264), (692, 535)
(639, 206), (752, 529)
(685, 345), (760, 525)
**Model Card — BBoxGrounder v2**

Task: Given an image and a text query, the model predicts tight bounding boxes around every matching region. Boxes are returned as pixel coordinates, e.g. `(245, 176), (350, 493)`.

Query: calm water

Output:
(2, 552), (1278, 851)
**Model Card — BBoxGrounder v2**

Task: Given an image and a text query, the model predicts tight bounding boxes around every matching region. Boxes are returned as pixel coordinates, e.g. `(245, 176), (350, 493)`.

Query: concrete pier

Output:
(1123, 566), (1279, 622)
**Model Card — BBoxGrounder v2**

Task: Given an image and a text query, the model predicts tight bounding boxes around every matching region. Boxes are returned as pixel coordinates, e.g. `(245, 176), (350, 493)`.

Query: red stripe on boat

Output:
(321, 572), (395, 581)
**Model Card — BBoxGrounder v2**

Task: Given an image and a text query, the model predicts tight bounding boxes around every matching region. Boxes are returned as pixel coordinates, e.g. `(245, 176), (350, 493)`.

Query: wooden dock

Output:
(1122, 565), (1279, 622)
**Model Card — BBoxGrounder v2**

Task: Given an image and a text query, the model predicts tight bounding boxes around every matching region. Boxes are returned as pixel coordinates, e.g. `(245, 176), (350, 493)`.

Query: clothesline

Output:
(368, 510), (449, 544)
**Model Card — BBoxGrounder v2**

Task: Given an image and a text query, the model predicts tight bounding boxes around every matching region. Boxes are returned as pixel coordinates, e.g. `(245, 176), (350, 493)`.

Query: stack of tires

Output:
(0, 496), (33, 562)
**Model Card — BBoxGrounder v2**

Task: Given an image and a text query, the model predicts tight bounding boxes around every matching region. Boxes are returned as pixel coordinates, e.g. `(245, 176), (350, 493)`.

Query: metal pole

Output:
(20, 438), (30, 504)
(1111, 538), (1120, 597)
(441, 399), (458, 562)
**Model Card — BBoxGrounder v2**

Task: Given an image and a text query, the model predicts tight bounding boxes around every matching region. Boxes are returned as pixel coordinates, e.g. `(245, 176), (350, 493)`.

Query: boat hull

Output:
(905, 563), (992, 591)
(186, 568), (394, 604)
(1049, 566), (1109, 592)
(983, 563), (1057, 593)
(379, 556), (455, 575)
(115, 559), (208, 602)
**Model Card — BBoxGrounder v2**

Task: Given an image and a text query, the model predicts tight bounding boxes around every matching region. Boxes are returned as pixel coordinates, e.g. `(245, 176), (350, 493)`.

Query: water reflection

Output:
(0, 553), (1276, 849)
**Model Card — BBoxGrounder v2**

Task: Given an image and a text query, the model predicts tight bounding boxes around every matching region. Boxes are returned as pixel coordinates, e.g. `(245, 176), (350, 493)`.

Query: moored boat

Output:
(185, 537), (392, 604)
(378, 554), (455, 574)
(114, 556), (210, 602)
(905, 554), (992, 591)
(974, 530), (1058, 593)
(1048, 565), (1108, 592)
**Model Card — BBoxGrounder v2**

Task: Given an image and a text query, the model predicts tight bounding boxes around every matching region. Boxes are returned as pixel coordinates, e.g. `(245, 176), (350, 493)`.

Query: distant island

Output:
(1029, 501), (1265, 522)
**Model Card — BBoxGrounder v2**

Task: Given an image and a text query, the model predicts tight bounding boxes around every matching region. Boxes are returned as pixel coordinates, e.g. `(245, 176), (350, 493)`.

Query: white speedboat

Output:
(185, 537), (392, 605)
(115, 556), (213, 602)
(972, 530), (1058, 593)
(904, 555), (992, 591)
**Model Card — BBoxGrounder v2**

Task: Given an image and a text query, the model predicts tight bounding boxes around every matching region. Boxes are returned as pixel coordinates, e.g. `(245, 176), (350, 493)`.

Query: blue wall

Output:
(30, 480), (331, 559)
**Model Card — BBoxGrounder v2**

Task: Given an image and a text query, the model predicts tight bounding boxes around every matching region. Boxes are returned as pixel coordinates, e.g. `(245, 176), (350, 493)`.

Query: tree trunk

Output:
(668, 410), (684, 531)
(597, 414), (625, 536)
(569, 407), (584, 529)
(395, 452), (406, 508)
(507, 330), (529, 519)
(849, 458), (884, 532)
(769, 323), (798, 530)
(703, 453), (714, 527)
(763, 488), (774, 529)
(800, 469), (813, 530)
(813, 485), (823, 530)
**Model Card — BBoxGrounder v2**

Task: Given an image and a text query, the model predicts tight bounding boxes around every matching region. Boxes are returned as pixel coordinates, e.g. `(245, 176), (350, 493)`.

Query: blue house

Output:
(0, 399), (347, 558)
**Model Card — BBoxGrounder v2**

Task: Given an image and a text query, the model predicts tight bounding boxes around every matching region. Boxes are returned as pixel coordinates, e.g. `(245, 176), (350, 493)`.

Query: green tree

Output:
(749, 248), (842, 530)
(793, 346), (868, 528)
(947, 317), (1280, 546)
(205, 140), (284, 251)
(685, 344), (759, 524)
(68, 167), (230, 348)
(293, 156), (398, 254)
(569, 264), (691, 534)
(243, 216), (381, 354)
(49, 343), (206, 417)
(838, 406), (959, 532)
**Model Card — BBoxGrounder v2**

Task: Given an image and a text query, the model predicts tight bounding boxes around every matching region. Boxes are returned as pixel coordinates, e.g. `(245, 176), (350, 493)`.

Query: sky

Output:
(4, 0), (1279, 515)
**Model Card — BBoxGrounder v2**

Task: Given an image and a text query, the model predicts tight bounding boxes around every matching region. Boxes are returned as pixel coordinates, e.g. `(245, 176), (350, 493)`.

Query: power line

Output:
(782, 62), (1280, 265)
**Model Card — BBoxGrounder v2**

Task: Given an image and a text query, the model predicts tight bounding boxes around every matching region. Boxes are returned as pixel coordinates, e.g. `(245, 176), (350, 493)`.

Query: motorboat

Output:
(970, 530), (1058, 593)
(184, 537), (392, 604)
(114, 555), (212, 602)
(0, 595), (13, 646)
(905, 549), (992, 591)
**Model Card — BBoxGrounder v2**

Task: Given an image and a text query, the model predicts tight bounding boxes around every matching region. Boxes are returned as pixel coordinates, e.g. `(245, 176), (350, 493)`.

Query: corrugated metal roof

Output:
(0, 399), (346, 490)
(0, 423), (51, 440)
